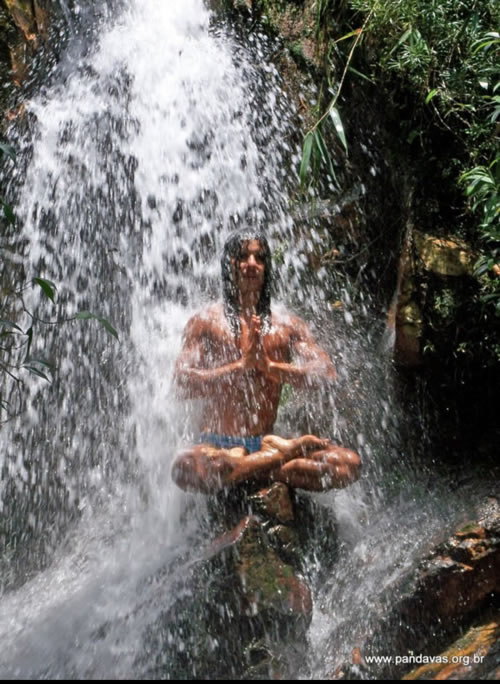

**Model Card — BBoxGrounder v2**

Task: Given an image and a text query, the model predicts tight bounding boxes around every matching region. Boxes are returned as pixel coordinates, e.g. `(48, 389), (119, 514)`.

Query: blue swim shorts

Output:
(199, 432), (263, 454)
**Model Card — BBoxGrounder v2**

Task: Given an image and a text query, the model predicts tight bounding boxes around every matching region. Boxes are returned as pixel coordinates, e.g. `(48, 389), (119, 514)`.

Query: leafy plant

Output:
(0, 143), (119, 422)
(0, 276), (119, 421)
(299, 4), (375, 194)
(460, 158), (500, 236)
(460, 158), (500, 313)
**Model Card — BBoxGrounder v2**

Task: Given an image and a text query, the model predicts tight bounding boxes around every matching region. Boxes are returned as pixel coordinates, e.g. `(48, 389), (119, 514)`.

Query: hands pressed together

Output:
(239, 315), (279, 382)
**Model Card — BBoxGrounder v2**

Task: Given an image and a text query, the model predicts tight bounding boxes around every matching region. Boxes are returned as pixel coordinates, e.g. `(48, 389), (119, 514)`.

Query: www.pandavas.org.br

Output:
(363, 653), (485, 666)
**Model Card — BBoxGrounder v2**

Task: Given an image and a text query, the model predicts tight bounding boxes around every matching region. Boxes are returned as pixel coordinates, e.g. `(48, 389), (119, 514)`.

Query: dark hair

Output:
(221, 229), (272, 336)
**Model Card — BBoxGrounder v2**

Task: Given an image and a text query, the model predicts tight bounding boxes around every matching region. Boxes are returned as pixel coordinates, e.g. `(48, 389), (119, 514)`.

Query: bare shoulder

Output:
(182, 302), (225, 339)
(271, 306), (313, 340)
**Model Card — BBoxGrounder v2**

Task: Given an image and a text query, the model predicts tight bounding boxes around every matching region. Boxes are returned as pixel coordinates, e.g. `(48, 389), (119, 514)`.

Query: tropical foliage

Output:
(301, 0), (499, 320)
(0, 142), (118, 422)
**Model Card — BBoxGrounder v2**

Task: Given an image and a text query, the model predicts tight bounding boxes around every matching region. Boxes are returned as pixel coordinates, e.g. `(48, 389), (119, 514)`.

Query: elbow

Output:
(173, 372), (195, 400)
(325, 362), (336, 383)
(306, 369), (336, 390)
(312, 360), (336, 387)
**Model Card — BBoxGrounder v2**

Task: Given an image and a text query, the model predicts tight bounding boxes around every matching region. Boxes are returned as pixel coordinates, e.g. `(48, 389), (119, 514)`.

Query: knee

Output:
(171, 449), (197, 490)
(171, 454), (186, 488)
(346, 449), (361, 468)
(345, 449), (361, 480)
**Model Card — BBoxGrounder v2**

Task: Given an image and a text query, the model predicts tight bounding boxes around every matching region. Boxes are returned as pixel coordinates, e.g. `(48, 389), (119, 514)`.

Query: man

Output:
(172, 228), (360, 494)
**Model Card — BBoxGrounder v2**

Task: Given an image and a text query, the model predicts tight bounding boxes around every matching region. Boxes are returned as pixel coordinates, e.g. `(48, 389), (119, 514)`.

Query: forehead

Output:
(239, 239), (264, 254)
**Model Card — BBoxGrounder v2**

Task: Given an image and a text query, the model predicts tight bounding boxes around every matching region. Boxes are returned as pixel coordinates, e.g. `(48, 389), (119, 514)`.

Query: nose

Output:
(247, 254), (257, 267)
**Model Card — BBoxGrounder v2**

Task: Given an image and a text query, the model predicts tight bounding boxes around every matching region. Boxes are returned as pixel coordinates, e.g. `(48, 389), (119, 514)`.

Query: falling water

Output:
(0, 0), (480, 679)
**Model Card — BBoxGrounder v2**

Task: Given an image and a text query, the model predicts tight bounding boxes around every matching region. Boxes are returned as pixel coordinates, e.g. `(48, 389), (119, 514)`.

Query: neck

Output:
(239, 292), (260, 320)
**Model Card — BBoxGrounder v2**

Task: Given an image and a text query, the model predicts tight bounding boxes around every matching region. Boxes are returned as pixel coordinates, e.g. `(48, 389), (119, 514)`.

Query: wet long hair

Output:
(221, 228), (273, 337)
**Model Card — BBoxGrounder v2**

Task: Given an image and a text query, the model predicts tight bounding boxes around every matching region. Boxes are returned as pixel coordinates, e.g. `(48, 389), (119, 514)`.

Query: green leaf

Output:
(23, 364), (51, 382)
(490, 99), (500, 123)
(347, 65), (376, 84)
(0, 319), (23, 333)
(425, 89), (439, 104)
(75, 311), (119, 340)
(472, 32), (500, 54)
(388, 27), (412, 56)
(25, 357), (54, 371)
(74, 311), (94, 320)
(300, 132), (314, 190)
(33, 277), (57, 303)
(2, 201), (15, 224)
(0, 142), (16, 161)
(329, 106), (348, 154)
(96, 316), (119, 340)
(334, 28), (361, 44)
(474, 259), (491, 276)
(482, 293), (500, 303)
(314, 129), (338, 185)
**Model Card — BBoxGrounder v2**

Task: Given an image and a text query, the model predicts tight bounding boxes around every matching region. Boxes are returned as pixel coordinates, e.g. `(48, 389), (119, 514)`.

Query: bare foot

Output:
(293, 434), (332, 455)
(261, 434), (331, 459)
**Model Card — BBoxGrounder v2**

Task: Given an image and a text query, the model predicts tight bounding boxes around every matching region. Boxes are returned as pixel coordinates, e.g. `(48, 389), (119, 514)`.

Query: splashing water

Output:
(0, 0), (298, 676)
(0, 0), (478, 678)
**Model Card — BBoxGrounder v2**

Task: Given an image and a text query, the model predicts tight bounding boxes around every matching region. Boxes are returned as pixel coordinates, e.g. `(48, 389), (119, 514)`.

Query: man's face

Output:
(234, 239), (266, 296)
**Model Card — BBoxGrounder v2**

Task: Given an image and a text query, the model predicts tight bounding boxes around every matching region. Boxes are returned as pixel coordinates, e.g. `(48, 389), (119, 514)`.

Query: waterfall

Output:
(0, 0), (298, 676)
(0, 0), (478, 678)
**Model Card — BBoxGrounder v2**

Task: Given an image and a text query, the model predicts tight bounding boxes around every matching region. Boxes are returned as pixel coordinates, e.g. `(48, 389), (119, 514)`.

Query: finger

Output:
(298, 435), (326, 449)
(250, 315), (261, 335)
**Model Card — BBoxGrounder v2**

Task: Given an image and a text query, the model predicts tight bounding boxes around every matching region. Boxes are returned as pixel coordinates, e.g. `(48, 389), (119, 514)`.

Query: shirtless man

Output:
(172, 229), (360, 494)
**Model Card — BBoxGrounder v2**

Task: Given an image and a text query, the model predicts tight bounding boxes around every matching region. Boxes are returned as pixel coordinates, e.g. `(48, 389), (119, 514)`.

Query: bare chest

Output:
(205, 326), (291, 365)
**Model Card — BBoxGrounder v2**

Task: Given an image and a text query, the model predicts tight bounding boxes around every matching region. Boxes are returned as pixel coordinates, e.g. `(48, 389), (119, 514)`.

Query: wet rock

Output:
(249, 482), (295, 524)
(328, 499), (500, 680)
(403, 614), (500, 680)
(232, 515), (312, 622)
(414, 231), (475, 278)
(412, 523), (499, 621)
(394, 286), (424, 368)
(380, 507), (499, 670)
(139, 513), (312, 679)
(267, 523), (302, 566)
(208, 0), (262, 24)
(387, 227), (424, 367)
(4, 0), (47, 43)
(0, 0), (48, 89)
(390, 229), (477, 367)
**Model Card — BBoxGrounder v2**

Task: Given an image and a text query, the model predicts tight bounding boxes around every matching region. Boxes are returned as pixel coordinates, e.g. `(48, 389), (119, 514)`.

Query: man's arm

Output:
(174, 312), (267, 399)
(174, 315), (243, 399)
(265, 315), (336, 389)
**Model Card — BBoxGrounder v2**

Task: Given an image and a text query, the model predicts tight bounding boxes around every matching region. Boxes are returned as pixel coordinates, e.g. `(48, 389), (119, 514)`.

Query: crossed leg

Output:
(260, 435), (360, 491)
(172, 434), (360, 494)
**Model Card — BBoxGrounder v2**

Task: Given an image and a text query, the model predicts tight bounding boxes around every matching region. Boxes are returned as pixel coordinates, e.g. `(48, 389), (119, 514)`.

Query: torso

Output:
(197, 303), (294, 436)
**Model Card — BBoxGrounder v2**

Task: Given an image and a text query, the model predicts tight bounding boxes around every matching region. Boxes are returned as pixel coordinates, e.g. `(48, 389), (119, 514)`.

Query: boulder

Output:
(329, 497), (500, 680)
(413, 232), (475, 278)
(0, 0), (48, 89)
(390, 229), (477, 367)
(138, 485), (313, 679)
(403, 615), (500, 680)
